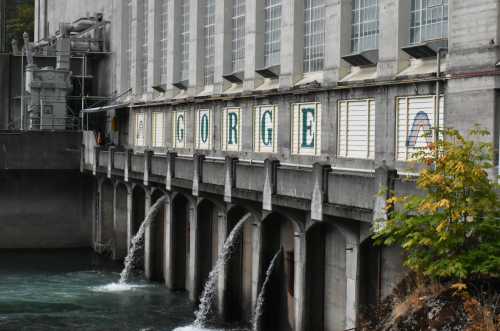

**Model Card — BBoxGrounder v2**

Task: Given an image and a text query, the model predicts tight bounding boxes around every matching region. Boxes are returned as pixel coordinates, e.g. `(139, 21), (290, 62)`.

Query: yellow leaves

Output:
(436, 221), (448, 233)
(455, 162), (466, 174)
(437, 199), (451, 209)
(418, 199), (451, 214)
(450, 282), (467, 292)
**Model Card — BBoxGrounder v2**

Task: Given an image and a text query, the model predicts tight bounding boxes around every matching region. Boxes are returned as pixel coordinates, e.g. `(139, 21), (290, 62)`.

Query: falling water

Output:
(118, 195), (167, 284)
(193, 213), (252, 328)
(251, 248), (283, 331)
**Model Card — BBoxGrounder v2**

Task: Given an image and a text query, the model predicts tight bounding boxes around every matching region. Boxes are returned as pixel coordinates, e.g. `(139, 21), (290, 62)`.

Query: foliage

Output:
(6, 1), (34, 49)
(374, 127), (500, 280)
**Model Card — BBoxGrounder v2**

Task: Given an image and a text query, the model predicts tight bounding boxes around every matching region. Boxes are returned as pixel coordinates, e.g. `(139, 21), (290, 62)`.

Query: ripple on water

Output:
(90, 282), (152, 293)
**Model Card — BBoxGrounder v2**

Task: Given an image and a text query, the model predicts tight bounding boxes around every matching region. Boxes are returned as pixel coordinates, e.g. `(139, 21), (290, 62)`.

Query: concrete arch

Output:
(99, 178), (114, 254)
(223, 204), (256, 324)
(259, 211), (298, 331)
(130, 184), (146, 270)
(114, 181), (129, 259)
(305, 221), (347, 331)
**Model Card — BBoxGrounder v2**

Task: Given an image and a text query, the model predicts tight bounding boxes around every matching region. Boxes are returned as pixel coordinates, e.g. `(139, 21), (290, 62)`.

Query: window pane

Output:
(264, 0), (281, 67)
(409, 0), (448, 44)
(351, 0), (379, 53)
(303, 0), (325, 73)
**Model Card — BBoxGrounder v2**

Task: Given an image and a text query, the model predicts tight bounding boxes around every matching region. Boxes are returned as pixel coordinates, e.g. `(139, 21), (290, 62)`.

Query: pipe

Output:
(435, 47), (448, 147)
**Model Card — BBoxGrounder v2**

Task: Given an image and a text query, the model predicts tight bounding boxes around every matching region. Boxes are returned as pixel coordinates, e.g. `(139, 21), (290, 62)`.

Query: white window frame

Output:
(409, 0), (448, 45)
(222, 107), (242, 152)
(203, 0), (216, 85)
(337, 99), (375, 159)
(135, 112), (146, 147)
(351, 0), (379, 54)
(303, 0), (325, 73)
(195, 109), (213, 150)
(396, 95), (444, 161)
(151, 111), (165, 148)
(253, 105), (278, 153)
(264, 0), (281, 68)
(172, 111), (187, 149)
(179, 1), (190, 81)
(231, 0), (246, 73)
(291, 103), (322, 156)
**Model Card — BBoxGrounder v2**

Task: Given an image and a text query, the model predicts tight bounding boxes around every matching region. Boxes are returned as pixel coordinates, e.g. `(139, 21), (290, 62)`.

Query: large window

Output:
(124, 0), (133, 90)
(351, 0), (378, 53)
(140, 0), (149, 94)
(410, 0), (448, 44)
(160, 0), (169, 85)
(232, 0), (246, 73)
(338, 99), (375, 159)
(396, 96), (444, 161)
(204, 0), (216, 85)
(179, 1), (190, 81)
(151, 112), (165, 148)
(264, 0), (281, 68)
(303, 0), (325, 73)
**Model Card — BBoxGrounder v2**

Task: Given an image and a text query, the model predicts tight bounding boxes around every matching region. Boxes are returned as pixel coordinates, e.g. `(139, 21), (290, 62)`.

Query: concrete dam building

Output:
(22, 0), (500, 330)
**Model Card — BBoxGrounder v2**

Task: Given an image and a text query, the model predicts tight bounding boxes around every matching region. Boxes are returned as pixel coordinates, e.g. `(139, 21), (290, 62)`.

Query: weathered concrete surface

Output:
(0, 131), (81, 170)
(0, 170), (93, 249)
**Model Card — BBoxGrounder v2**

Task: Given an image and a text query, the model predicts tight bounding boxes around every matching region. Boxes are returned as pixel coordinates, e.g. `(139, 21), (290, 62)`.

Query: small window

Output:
(203, 0), (216, 85)
(151, 112), (165, 148)
(222, 107), (242, 152)
(338, 99), (375, 159)
(396, 96), (444, 161)
(253, 105), (278, 153)
(135, 112), (146, 146)
(232, 0), (246, 73)
(179, 1), (190, 81)
(409, 0), (448, 44)
(291, 103), (322, 156)
(264, 0), (281, 68)
(160, 0), (169, 85)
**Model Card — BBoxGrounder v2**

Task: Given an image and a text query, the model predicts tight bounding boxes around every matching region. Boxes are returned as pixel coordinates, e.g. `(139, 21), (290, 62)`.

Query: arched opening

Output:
(260, 213), (295, 331)
(359, 238), (381, 310)
(132, 185), (146, 270)
(224, 206), (253, 323)
(171, 193), (189, 290)
(114, 183), (128, 259)
(100, 179), (114, 254)
(196, 199), (219, 301)
(306, 222), (346, 331)
(150, 189), (166, 282)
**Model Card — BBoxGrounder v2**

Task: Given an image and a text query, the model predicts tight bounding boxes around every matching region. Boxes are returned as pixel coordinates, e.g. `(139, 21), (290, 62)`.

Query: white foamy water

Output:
(90, 282), (151, 293)
(173, 326), (223, 331)
(193, 214), (251, 327)
(119, 195), (167, 284)
(251, 249), (283, 331)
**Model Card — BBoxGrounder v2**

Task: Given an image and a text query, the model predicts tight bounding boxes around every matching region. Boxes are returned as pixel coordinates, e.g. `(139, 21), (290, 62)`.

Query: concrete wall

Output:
(0, 170), (92, 249)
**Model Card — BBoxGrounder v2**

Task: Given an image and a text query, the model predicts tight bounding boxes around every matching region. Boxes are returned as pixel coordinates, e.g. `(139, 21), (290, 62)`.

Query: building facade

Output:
(36, 0), (500, 331)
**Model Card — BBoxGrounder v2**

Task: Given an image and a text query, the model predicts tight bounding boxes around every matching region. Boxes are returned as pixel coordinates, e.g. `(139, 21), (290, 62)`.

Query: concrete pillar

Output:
(216, 209), (229, 318)
(323, 0), (351, 85)
(126, 185), (134, 250)
(224, 156), (238, 202)
(143, 150), (153, 186)
(251, 220), (263, 316)
(80, 144), (85, 173)
(93, 146), (101, 175)
(164, 194), (174, 288)
(310, 163), (332, 221)
(107, 146), (115, 178)
(336, 223), (361, 330)
(377, 0), (410, 78)
(294, 231), (307, 331)
(166, 0), (181, 96)
(243, 0), (264, 91)
(192, 154), (205, 197)
(112, 183), (119, 260)
(213, 0), (232, 94)
(279, 0), (304, 88)
(373, 164), (397, 232)
(144, 188), (153, 280)
(124, 149), (132, 182)
(188, 200), (199, 301)
(165, 152), (177, 191)
(262, 159), (279, 211)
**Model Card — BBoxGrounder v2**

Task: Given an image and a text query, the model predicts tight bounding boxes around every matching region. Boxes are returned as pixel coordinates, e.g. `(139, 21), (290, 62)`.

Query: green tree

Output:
(374, 127), (500, 280)
(6, 1), (34, 49)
